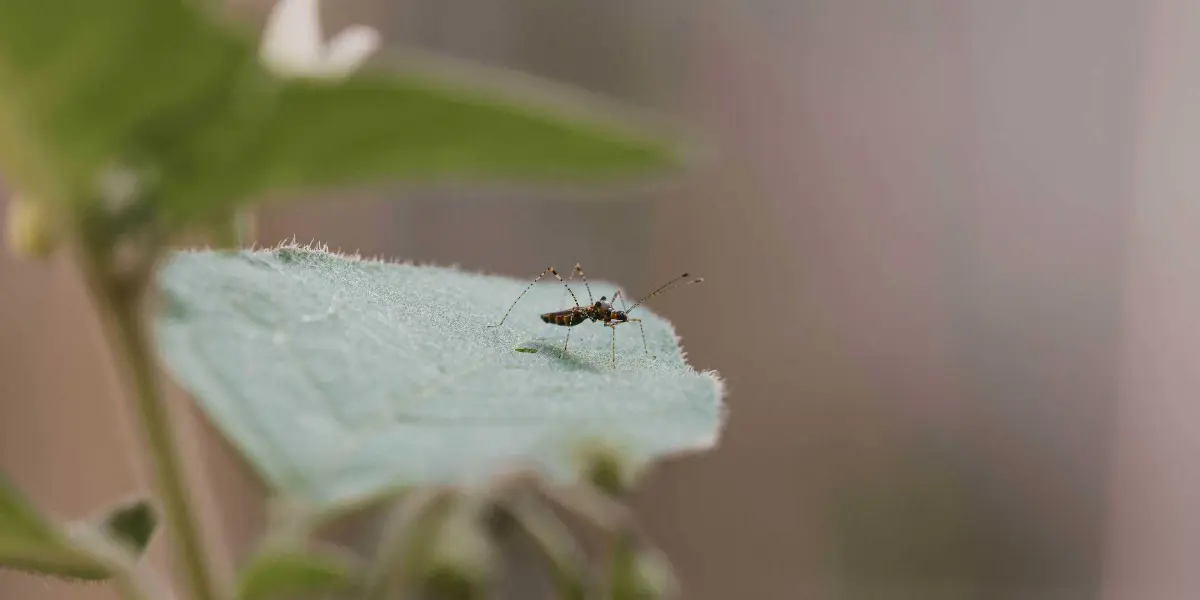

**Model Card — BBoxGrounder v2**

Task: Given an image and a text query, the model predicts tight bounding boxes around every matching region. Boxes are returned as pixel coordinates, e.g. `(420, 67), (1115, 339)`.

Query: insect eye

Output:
(595, 301), (603, 309)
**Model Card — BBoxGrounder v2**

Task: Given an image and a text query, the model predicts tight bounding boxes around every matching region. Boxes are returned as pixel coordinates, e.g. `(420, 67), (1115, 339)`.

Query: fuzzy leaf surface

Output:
(154, 246), (724, 508)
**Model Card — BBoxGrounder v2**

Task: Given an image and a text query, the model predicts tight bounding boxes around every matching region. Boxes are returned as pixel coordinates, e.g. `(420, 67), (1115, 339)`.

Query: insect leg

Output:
(558, 262), (594, 306)
(489, 266), (579, 327)
(563, 326), (572, 354)
(606, 322), (617, 368)
(611, 290), (650, 356)
(571, 263), (595, 304)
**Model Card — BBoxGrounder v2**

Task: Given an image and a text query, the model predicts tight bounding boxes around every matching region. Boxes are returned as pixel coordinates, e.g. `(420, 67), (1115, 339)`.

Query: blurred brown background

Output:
(4, 1), (1200, 598)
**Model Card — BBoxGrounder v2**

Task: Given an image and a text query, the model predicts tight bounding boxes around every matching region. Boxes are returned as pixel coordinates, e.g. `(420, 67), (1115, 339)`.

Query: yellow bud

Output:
(6, 195), (59, 259)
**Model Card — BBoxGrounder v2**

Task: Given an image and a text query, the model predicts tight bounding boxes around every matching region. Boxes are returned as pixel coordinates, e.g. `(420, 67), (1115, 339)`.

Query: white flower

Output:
(259, 0), (382, 79)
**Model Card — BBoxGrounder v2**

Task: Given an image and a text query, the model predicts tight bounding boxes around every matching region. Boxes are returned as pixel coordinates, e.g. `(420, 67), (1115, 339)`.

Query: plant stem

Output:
(91, 263), (221, 600)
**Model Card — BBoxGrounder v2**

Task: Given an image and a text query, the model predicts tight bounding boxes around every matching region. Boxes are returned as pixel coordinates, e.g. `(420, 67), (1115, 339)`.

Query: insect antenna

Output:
(626, 272), (704, 314)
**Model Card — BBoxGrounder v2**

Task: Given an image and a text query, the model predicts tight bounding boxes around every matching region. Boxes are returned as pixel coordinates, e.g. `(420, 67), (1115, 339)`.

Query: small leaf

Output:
(235, 543), (359, 600)
(154, 245), (726, 509)
(609, 535), (677, 600)
(93, 498), (157, 557)
(0, 474), (110, 580)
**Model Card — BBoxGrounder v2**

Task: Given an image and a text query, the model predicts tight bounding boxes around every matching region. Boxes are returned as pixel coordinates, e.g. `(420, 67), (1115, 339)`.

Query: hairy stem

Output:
(86, 253), (221, 600)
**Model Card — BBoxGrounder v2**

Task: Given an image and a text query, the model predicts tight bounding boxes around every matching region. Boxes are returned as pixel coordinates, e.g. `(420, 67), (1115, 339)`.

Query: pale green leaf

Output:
(153, 245), (724, 508)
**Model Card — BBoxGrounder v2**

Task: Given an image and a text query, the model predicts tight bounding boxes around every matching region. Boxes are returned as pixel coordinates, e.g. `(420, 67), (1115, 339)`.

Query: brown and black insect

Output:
(488, 263), (703, 367)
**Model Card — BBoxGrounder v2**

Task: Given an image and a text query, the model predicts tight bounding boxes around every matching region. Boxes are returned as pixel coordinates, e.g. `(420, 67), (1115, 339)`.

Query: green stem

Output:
(90, 263), (221, 600)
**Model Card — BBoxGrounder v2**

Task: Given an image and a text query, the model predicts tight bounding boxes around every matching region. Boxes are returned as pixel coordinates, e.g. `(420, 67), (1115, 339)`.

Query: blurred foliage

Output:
(0, 476), (153, 581)
(0, 1), (710, 598)
(0, 0), (687, 228)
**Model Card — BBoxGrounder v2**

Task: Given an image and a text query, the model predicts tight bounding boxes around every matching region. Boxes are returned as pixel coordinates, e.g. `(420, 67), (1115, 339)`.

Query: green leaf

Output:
(94, 498), (157, 557)
(153, 245), (725, 508)
(167, 64), (695, 219)
(256, 69), (682, 186)
(235, 544), (358, 600)
(609, 536), (677, 600)
(0, 0), (695, 228)
(0, 0), (252, 206)
(0, 474), (110, 580)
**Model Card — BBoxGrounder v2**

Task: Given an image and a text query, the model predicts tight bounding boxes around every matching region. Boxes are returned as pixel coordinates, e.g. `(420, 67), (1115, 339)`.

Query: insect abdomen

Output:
(541, 310), (586, 327)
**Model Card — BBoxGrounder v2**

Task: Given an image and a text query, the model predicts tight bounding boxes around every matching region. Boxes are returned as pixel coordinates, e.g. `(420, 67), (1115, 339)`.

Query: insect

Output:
(488, 263), (703, 367)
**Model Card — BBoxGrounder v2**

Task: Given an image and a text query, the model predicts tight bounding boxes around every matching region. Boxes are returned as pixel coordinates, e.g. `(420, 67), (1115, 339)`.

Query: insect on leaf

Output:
(153, 245), (725, 509)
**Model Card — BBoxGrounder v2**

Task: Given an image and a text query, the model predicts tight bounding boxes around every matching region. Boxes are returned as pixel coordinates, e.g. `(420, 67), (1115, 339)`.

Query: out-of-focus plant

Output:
(0, 1), (724, 599)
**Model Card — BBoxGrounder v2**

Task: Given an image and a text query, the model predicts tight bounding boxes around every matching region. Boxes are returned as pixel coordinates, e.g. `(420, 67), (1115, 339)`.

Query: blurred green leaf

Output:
(153, 245), (725, 508)
(0, 474), (110, 580)
(253, 69), (682, 188)
(235, 544), (358, 600)
(609, 535), (676, 600)
(412, 499), (494, 600)
(94, 498), (157, 557)
(166, 67), (694, 220)
(0, 1), (693, 229)
(0, 0), (252, 206)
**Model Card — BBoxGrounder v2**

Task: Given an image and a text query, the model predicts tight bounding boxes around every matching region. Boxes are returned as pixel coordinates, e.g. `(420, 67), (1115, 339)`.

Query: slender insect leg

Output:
(559, 262), (594, 306)
(606, 323), (617, 368)
(572, 262), (595, 304)
(611, 290), (650, 356)
(489, 266), (580, 327)
(563, 326), (571, 354)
